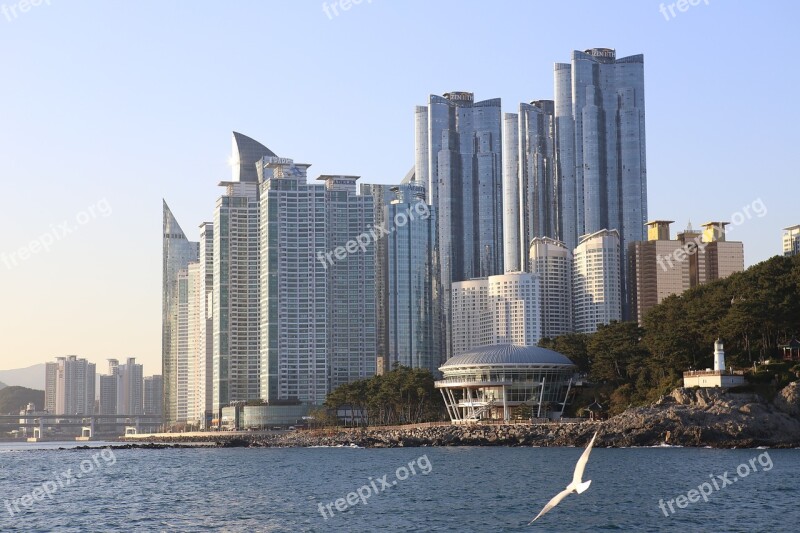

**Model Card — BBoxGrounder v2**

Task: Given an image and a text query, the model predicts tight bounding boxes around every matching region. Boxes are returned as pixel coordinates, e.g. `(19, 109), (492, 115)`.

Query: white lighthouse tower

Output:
(713, 339), (726, 371)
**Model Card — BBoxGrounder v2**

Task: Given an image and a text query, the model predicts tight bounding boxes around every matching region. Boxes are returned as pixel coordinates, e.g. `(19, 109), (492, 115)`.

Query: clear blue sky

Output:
(1, 0), (797, 373)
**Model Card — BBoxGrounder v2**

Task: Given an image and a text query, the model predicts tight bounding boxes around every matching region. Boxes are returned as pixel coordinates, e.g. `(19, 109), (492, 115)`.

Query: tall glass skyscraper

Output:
(385, 184), (438, 374)
(503, 100), (557, 272)
(554, 49), (647, 318)
(162, 201), (198, 426)
(415, 92), (503, 360)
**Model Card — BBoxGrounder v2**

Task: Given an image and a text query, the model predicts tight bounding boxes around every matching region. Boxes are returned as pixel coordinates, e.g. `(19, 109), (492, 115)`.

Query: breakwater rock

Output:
(129, 384), (800, 449)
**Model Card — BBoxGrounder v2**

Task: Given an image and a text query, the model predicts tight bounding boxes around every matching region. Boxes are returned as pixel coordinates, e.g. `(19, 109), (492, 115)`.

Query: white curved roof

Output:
(441, 344), (574, 368)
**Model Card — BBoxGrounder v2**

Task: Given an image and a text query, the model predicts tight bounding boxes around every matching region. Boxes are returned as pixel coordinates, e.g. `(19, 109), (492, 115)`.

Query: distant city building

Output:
(554, 48), (647, 319)
(176, 267), (190, 422)
(698, 222), (744, 283)
(45, 356), (96, 415)
(258, 158), (376, 404)
(529, 237), (572, 338)
(117, 357), (143, 415)
(415, 91), (504, 360)
(451, 272), (541, 356)
(97, 359), (118, 415)
(573, 229), (622, 333)
(384, 183), (438, 374)
(143, 375), (164, 416)
(503, 100), (557, 272)
(162, 201), (199, 426)
(783, 225), (800, 257)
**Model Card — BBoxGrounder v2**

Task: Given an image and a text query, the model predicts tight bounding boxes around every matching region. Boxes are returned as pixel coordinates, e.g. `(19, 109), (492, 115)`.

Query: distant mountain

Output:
(0, 386), (45, 415)
(0, 381), (6, 390)
(0, 364), (46, 390)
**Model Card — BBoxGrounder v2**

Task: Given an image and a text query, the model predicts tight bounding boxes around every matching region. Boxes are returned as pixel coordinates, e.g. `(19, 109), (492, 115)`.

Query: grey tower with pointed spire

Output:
(162, 201), (199, 427)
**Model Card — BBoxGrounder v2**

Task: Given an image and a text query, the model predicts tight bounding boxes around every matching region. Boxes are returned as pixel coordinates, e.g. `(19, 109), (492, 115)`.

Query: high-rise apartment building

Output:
(451, 273), (541, 356)
(573, 229), (622, 333)
(98, 359), (118, 415)
(259, 158), (377, 403)
(162, 202), (199, 426)
(700, 222), (745, 283)
(259, 157), (329, 404)
(415, 91), (504, 360)
(143, 375), (164, 416)
(213, 179), (261, 411)
(45, 356), (96, 415)
(629, 220), (746, 324)
(384, 183), (438, 374)
(186, 222), (214, 427)
(117, 357), (143, 415)
(529, 237), (572, 338)
(503, 101), (557, 272)
(554, 48), (647, 318)
(783, 225), (800, 257)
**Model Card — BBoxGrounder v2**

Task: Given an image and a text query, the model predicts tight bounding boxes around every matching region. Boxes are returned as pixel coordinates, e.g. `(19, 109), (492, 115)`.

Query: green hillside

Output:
(541, 254), (800, 415)
(0, 386), (45, 415)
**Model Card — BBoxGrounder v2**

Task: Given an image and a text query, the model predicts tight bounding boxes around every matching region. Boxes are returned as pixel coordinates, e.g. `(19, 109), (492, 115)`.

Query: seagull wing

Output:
(529, 487), (573, 524)
(572, 430), (598, 487)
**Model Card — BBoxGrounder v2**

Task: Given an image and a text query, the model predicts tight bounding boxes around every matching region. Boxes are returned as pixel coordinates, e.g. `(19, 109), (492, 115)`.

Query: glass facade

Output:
(385, 184), (438, 374)
(415, 92), (504, 360)
(162, 201), (199, 426)
(554, 49), (647, 319)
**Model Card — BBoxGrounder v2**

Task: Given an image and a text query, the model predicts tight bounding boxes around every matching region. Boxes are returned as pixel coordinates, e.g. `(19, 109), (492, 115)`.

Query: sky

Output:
(1, 0), (798, 373)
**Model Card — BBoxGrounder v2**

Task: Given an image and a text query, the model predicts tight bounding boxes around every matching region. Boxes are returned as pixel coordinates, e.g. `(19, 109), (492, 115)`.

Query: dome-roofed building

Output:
(435, 344), (576, 423)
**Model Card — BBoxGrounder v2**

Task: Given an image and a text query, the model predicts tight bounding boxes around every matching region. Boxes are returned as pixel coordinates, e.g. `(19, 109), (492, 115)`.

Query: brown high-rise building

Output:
(629, 221), (744, 324)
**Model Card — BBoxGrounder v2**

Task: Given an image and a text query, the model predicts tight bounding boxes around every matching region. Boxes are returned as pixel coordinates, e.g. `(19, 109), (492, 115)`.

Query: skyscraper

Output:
(259, 157), (329, 404)
(98, 359), (118, 415)
(415, 91), (504, 360)
(162, 201), (199, 426)
(384, 183), (438, 374)
(554, 48), (647, 317)
(503, 101), (557, 272)
(699, 222), (745, 283)
(259, 158), (377, 403)
(189, 222), (214, 427)
(573, 229), (622, 333)
(143, 375), (164, 416)
(117, 357), (143, 415)
(213, 179), (261, 411)
(211, 133), (274, 413)
(451, 273), (541, 356)
(529, 237), (572, 338)
(45, 356), (96, 415)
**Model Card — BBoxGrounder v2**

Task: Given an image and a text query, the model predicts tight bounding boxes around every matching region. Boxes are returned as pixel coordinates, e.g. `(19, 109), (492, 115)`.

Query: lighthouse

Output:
(713, 339), (725, 371)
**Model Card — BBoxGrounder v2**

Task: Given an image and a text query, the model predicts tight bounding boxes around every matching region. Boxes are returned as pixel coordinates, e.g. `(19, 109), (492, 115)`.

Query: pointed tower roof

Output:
(231, 132), (276, 183)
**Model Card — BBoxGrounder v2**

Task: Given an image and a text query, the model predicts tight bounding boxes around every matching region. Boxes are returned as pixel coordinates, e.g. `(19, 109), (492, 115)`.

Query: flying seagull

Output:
(529, 430), (599, 524)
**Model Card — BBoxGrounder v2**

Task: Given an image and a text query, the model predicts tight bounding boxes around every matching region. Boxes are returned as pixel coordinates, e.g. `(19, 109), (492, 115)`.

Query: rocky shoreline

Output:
(114, 384), (800, 450)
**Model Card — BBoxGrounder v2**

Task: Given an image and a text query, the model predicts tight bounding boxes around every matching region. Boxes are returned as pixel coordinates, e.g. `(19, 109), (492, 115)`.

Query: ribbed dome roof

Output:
(441, 344), (574, 368)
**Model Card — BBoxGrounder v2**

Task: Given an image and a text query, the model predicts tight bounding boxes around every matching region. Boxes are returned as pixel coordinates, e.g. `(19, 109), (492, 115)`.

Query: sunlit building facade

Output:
(573, 229), (622, 333)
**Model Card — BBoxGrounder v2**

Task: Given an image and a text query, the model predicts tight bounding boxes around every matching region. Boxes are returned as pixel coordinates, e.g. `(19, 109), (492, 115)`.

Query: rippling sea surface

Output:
(1, 442), (798, 532)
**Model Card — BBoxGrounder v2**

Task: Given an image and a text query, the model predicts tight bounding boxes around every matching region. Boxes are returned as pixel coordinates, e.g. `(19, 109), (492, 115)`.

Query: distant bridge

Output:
(0, 414), (163, 438)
